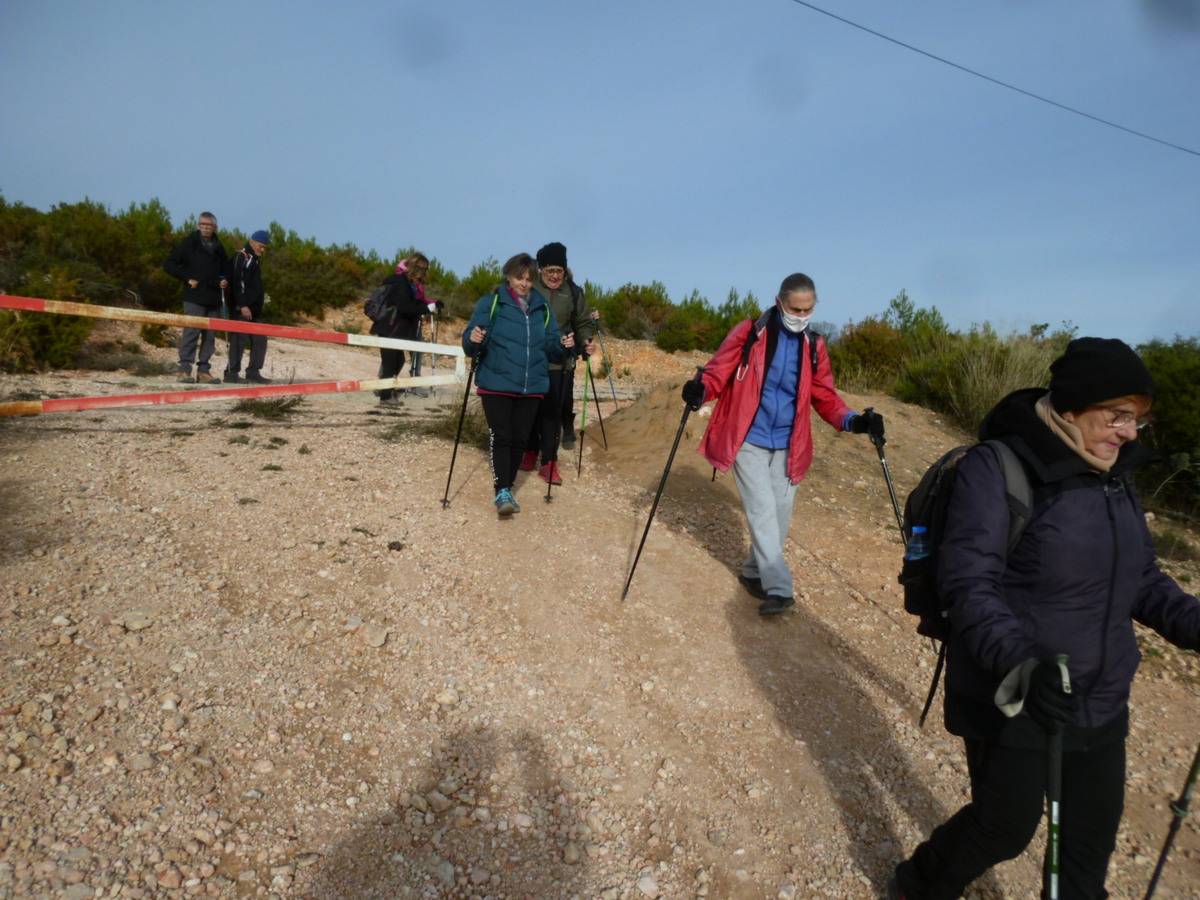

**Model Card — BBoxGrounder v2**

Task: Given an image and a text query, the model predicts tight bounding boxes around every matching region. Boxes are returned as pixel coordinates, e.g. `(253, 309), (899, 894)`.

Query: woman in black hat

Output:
(889, 338), (1200, 900)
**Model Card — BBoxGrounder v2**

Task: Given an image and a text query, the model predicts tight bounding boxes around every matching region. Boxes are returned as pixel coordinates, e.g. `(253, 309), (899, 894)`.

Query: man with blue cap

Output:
(224, 230), (272, 384)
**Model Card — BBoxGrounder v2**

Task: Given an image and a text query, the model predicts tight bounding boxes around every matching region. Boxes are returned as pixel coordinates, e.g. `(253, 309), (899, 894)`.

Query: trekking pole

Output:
(866, 407), (906, 537)
(546, 361), (572, 504)
(1045, 653), (1071, 900)
(586, 357), (608, 450)
(594, 322), (620, 410)
(1144, 739), (1200, 899)
(621, 368), (702, 601)
(430, 314), (438, 373)
(440, 355), (479, 509)
(576, 356), (591, 476)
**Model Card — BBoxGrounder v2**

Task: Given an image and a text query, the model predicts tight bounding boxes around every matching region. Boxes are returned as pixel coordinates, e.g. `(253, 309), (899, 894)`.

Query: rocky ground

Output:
(0, 315), (1197, 899)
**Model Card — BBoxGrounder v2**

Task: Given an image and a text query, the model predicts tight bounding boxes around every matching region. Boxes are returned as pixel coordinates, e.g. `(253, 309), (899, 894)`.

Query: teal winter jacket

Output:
(462, 287), (564, 395)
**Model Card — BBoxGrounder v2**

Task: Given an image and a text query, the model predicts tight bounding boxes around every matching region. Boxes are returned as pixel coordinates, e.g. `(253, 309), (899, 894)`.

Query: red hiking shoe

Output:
(539, 461), (563, 485)
(519, 450), (538, 472)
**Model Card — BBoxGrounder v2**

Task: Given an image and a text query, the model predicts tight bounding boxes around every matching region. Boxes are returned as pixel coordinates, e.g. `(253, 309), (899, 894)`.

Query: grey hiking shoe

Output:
(758, 595), (795, 616)
(738, 574), (768, 600)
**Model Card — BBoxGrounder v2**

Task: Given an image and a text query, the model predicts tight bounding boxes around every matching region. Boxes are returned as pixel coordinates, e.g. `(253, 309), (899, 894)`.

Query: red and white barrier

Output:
(0, 293), (469, 418)
(0, 374), (461, 418)
(0, 294), (465, 359)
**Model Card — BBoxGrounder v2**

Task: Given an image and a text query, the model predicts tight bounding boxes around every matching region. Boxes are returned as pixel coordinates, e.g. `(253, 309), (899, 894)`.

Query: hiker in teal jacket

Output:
(463, 252), (573, 516)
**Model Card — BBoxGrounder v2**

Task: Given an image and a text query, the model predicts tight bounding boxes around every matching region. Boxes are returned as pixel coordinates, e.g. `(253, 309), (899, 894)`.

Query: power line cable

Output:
(787, 0), (1200, 159)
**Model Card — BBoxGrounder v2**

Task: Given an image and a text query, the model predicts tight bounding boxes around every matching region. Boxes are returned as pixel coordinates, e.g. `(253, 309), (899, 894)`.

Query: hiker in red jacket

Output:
(683, 272), (884, 614)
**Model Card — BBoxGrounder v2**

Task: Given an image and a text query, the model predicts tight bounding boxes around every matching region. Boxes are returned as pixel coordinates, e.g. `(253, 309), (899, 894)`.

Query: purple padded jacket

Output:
(939, 388), (1200, 747)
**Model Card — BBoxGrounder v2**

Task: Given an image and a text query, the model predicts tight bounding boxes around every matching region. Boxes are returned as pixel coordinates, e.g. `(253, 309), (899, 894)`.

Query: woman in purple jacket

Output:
(890, 338), (1200, 900)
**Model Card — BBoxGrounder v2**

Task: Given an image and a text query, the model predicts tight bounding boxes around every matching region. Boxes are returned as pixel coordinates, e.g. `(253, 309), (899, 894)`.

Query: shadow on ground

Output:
(301, 728), (591, 898)
(642, 466), (1004, 896)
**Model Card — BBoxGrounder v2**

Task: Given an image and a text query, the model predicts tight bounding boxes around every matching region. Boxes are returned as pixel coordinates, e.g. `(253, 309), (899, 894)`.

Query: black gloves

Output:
(1024, 659), (1078, 731)
(681, 377), (705, 411)
(849, 409), (885, 440)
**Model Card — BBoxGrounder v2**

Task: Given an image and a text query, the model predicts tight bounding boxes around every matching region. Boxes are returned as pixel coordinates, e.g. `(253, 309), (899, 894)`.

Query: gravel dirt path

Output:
(1, 319), (1197, 898)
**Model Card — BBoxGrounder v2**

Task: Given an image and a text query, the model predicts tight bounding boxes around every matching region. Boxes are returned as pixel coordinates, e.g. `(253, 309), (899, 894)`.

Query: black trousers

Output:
(481, 395), (540, 491)
(377, 348), (406, 399)
(897, 735), (1125, 899)
(226, 331), (267, 377)
(525, 370), (573, 463)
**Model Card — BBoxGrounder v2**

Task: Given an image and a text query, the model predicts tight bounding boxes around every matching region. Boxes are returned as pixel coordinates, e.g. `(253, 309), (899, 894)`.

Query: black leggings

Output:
(481, 395), (540, 491)
(525, 369), (574, 463)
(377, 348), (406, 399)
(898, 734), (1125, 899)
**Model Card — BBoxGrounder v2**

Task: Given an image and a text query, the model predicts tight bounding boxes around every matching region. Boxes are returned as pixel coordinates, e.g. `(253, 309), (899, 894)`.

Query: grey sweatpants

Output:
(178, 301), (217, 373)
(732, 443), (799, 599)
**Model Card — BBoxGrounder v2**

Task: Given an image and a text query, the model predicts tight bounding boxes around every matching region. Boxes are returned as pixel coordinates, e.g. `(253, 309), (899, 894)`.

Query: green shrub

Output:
(232, 396), (305, 419)
(655, 292), (722, 352)
(381, 402), (490, 450)
(1139, 337), (1200, 510)
(1152, 523), (1199, 562)
(0, 268), (94, 371)
(828, 316), (906, 392)
(595, 281), (674, 340)
(140, 323), (172, 347)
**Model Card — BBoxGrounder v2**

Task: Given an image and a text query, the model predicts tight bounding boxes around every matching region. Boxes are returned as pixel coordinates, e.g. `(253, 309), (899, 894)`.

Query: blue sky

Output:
(2, 0), (1197, 343)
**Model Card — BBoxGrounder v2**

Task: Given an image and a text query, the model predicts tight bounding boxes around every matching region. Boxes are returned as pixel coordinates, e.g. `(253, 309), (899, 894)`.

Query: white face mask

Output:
(778, 302), (812, 333)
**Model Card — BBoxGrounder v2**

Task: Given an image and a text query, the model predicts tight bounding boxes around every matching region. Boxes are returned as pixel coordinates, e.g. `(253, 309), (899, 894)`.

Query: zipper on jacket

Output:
(523, 302), (531, 393)
(1091, 477), (1123, 730)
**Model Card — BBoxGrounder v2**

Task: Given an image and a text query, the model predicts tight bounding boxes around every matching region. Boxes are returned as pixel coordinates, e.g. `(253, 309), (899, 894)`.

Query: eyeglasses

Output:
(541, 267), (565, 278)
(1104, 410), (1151, 431)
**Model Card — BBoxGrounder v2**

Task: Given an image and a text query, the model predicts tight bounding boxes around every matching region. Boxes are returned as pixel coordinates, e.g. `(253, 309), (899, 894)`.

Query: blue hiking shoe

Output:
(494, 488), (516, 517)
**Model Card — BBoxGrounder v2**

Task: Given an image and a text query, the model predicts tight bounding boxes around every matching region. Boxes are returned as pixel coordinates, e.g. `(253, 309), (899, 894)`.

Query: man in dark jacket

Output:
(890, 338), (1200, 900)
(372, 253), (431, 404)
(163, 211), (229, 383)
(224, 230), (271, 384)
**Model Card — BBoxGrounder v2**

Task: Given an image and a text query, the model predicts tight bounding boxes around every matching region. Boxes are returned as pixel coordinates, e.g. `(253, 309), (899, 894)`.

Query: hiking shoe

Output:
(246, 373), (272, 384)
(195, 371), (220, 384)
(539, 461), (563, 485)
(510, 493), (521, 513)
(758, 595), (795, 616)
(738, 574), (768, 601)
(176, 371), (195, 384)
(494, 488), (516, 517)
(519, 450), (538, 471)
(561, 431), (577, 449)
(224, 373), (243, 383)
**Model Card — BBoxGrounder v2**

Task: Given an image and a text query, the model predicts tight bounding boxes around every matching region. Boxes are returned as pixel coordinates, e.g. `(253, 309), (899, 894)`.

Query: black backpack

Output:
(898, 439), (1033, 725)
(364, 284), (392, 324)
(737, 308), (821, 378)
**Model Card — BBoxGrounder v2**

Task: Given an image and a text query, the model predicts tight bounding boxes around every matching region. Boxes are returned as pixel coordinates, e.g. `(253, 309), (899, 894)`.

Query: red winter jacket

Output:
(696, 316), (851, 484)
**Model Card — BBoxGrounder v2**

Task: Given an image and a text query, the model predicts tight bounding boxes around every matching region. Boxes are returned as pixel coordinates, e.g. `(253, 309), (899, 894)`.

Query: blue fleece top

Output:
(746, 325), (803, 450)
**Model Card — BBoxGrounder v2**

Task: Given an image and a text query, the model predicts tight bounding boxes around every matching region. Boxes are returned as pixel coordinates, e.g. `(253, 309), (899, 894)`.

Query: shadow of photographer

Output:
(301, 727), (591, 898)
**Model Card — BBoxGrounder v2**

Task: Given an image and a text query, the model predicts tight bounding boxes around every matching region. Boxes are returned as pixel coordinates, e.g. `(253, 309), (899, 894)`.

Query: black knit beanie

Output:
(1048, 337), (1155, 413)
(536, 242), (567, 269)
